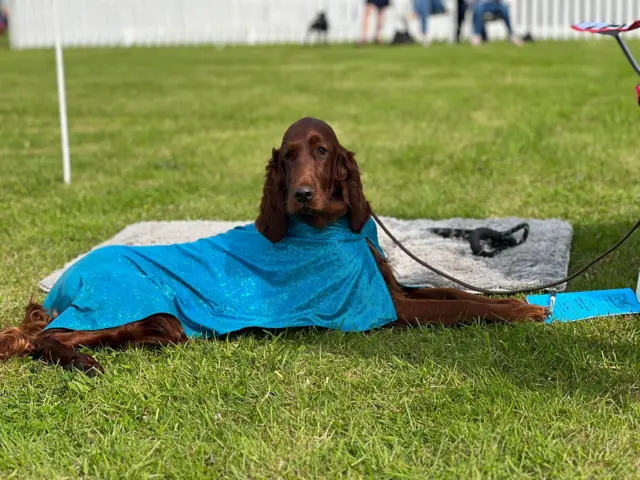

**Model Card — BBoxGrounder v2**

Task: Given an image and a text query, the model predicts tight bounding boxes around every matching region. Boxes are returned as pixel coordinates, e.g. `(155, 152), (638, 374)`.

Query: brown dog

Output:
(0, 117), (547, 374)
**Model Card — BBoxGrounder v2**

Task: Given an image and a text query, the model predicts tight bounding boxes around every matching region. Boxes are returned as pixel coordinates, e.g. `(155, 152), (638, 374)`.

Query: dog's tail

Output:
(0, 302), (52, 361)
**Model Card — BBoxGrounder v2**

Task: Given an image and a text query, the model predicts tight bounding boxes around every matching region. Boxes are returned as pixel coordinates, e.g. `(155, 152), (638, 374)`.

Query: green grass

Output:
(1, 39), (640, 479)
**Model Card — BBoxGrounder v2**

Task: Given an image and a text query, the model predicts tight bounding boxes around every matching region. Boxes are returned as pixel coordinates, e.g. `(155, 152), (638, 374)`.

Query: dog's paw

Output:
(512, 303), (549, 323)
(66, 352), (104, 376)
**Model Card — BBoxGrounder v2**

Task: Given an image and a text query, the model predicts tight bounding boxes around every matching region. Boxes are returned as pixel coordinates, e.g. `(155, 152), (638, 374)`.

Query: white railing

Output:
(8, 0), (640, 50)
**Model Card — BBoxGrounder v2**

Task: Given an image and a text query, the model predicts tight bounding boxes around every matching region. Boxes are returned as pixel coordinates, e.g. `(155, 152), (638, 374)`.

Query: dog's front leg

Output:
(33, 330), (104, 376)
(391, 296), (548, 325)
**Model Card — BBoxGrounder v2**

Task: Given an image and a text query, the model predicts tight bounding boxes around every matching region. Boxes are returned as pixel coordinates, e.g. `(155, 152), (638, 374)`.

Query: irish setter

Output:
(0, 117), (547, 375)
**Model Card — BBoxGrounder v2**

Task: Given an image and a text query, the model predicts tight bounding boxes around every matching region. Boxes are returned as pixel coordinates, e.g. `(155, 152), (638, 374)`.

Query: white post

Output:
(53, 0), (71, 185)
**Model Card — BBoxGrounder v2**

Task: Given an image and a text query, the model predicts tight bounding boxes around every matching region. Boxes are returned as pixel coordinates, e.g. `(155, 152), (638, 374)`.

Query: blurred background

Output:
(4, 0), (640, 49)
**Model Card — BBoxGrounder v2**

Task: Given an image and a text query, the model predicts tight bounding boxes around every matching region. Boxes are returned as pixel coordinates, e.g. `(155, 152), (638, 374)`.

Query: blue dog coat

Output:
(43, 218), (398, 337)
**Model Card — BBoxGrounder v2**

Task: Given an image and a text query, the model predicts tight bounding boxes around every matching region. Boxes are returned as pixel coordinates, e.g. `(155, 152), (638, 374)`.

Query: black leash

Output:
(370, 211), (640, 295)
(429, 223), (529, 258)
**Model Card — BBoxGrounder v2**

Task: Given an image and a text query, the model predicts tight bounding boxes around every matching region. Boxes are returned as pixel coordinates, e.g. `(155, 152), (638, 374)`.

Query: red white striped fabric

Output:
(571, 20), (640, 35)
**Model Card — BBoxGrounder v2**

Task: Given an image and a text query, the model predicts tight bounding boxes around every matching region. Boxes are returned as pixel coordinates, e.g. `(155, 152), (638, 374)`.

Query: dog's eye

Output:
(283, 151), (292, 161)
(317, 147), (328, 156)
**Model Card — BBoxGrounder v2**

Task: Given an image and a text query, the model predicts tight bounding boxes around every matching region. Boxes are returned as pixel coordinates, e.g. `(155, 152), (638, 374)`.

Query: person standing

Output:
(360, 0), (390, 44)
(470, 0), (522, 46)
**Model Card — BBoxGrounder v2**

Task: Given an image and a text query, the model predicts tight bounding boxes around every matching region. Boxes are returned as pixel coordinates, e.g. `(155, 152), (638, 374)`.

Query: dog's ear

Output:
(255, 148), (288, 243)
(337, 147), (370, 233)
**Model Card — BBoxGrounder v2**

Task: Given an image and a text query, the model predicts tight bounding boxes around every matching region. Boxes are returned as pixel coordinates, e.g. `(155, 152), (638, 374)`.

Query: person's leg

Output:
(495, 3), (512, 34)
(414, 0), (425, 34)
(455, 0), (467, 43)
(471, 4), (487, 45)
(496, 3), (522, 45)
(414, 0), (430, 45)
(360, 3), (374, 44)
(374, 6), (386, 43)
(481, 20), (488, 42)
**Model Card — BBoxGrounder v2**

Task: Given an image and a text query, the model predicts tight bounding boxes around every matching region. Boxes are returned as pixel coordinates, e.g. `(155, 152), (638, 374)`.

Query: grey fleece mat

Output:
(38, 217), (573, 293)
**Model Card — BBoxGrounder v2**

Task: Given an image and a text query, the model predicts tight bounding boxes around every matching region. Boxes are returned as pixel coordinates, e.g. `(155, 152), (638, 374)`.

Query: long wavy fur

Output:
(255, 148), (288, 243)
(336, 147), (371, 233)
(0, 302), (52, 361)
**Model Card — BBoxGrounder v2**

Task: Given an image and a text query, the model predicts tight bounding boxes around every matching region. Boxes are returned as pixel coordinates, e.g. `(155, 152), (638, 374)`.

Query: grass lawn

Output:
(1, 38), (639, 479)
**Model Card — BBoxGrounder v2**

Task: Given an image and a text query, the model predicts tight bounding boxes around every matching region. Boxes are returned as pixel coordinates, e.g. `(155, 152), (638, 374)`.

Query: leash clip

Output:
(547, 288), (557, 319)
(469, 223), (530, 258)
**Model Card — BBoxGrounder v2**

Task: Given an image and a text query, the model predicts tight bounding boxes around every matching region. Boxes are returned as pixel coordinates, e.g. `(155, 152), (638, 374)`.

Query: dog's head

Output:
(255, 117), (370, 243)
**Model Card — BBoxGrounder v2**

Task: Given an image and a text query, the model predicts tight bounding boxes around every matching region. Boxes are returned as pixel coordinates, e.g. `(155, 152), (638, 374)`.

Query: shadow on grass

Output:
(218, 314), (640, 407)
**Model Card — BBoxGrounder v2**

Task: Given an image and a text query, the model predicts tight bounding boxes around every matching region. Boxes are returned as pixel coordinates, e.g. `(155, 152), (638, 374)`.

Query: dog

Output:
(306, 11), (329, 44)
(0, 118), (548, 375)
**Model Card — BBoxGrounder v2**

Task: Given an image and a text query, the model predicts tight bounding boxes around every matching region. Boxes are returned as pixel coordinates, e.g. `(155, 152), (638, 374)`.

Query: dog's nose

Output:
(294, 186), (314, 204)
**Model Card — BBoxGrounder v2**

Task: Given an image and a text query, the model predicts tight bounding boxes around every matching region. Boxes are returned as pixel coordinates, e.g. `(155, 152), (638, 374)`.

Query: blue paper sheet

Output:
(527, 288), (640, 324)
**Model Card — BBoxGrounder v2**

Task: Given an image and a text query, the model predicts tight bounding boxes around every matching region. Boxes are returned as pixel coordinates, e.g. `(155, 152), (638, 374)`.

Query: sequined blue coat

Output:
(43, 218), (398, 337)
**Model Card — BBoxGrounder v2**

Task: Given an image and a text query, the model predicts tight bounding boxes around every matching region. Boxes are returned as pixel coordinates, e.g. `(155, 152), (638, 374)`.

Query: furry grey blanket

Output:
(38, 217), (573, 293)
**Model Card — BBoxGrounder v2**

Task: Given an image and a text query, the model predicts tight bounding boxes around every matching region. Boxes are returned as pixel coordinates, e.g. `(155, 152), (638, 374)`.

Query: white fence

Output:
(8, 0), (640, 49)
